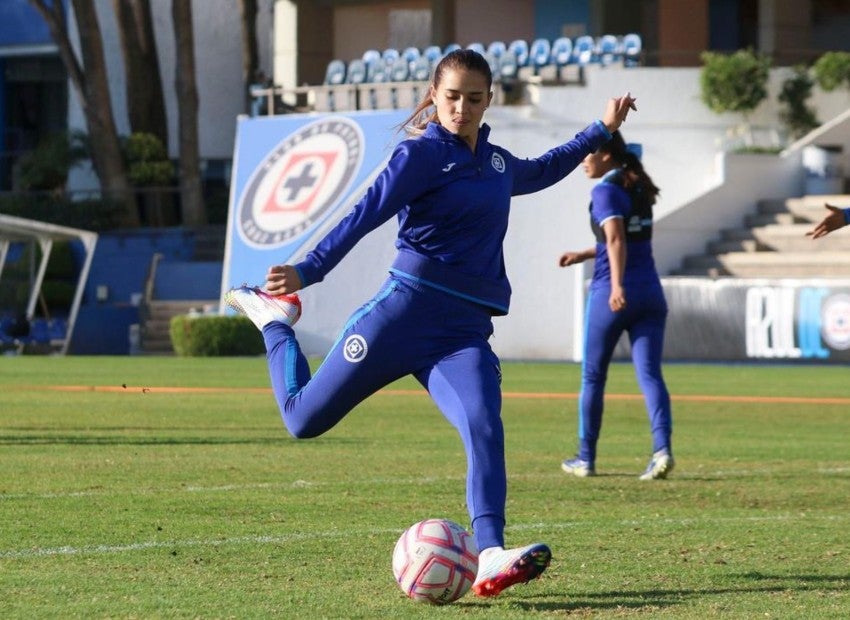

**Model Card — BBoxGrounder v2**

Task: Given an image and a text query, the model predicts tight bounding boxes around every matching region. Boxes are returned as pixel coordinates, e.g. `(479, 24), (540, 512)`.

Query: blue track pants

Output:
(261, 276), (507, 550)
(578, 282), (672, 463)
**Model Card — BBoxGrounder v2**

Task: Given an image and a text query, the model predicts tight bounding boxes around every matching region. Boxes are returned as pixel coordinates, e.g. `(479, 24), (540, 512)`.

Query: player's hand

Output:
(264, 264), (303, 295)
(609, 285), (626, 312)
(602, 92), (637, 133)
(806, 203), (846, 239)
(559, 251), (585, 267)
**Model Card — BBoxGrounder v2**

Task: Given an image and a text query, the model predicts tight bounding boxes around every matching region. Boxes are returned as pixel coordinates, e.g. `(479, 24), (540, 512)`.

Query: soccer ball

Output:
(392, 518), (479, 605)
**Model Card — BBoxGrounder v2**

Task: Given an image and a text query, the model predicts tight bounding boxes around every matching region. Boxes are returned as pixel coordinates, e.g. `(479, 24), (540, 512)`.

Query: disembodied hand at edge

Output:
(602, 92), (637, 133)
(265, 264), (303, 295)
(806, 203), (847, 239)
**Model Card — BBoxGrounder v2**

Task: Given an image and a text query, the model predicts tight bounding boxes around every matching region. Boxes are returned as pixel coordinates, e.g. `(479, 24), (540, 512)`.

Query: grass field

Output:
(1, 356), (848, 618)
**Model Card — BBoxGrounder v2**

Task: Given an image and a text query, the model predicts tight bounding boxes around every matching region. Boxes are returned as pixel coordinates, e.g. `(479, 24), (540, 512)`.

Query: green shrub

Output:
(123, 133), (174, 187)
(170, 314), (264, 356)
(812, 51), (850, 91)
(778, 66), (820, 140)
(700, 49), (771, 116)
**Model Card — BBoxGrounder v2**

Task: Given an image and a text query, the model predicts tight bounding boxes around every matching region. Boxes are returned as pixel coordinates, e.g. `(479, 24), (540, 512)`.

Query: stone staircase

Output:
(674, 194), (850, 277)
(139, 225), (226, 355)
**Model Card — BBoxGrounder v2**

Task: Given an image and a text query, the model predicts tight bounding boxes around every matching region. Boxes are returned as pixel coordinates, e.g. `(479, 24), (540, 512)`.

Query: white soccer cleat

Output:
(224, 285), (302, 330)
(471, 543), (551, 597)
(639, 448), (675, 480)
(561, 456), (596, 477)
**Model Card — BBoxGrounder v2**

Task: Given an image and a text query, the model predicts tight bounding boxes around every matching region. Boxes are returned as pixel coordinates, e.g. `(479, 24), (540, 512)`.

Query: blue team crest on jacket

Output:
(237, 117), (364, 248)
(491, 152), (505, 173)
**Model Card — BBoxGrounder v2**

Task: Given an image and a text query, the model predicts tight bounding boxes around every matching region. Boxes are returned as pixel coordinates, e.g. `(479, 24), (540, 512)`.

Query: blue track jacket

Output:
(294, 120), (611, 315)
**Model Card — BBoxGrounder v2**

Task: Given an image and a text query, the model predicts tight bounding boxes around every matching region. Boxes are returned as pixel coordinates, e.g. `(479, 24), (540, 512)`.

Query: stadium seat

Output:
(423, 45), (443, 68)
(345, 59), (367, 84)
(483, 52), (500, 82)
(597, 34), (621, 66)
(381, 47), (400, 69)
(402, 46), (421, 71)
(442, 42), (461, 55)
(528, 37), (552, 74)
(389, 57), (409, 82)
(487, 40), (507, 60)
(572, 35), (595, 65)
(497, 50), (519, 82)
(410, 54), (431, 81)
(622, 33), (642, 66)
(550, 37), (573, 68)
(29, 318), (50, 345)
(466, 42), (486, 55)
(324, 59), (347, 85)
(508, 39), (529, 68)
(362, 49), (382, 70)
(48, 317), (67, 344)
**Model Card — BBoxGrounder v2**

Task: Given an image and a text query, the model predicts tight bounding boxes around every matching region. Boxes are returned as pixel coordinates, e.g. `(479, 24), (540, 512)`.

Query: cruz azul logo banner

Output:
(221, 110), (409, 297)
(612, 278), (850, 363)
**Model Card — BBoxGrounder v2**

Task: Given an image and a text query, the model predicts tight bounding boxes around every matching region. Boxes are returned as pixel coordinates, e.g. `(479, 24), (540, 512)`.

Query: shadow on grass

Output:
(491, 571), (850, 614)
(0, 434), (364, 446)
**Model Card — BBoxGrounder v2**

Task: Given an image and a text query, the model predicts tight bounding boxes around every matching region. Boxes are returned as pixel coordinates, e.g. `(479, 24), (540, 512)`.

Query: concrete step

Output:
(680, 251), (850, 277)
(141, 299), (218, 353)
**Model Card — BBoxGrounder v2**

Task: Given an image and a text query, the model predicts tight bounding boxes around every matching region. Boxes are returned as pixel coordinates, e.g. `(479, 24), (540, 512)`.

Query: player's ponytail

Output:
(600, 131), (660, 203)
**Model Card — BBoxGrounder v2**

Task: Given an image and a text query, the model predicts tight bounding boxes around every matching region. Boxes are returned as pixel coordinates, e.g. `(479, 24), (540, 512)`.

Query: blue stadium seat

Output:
(443, 42), (461, 55)
(497, 50), (518, 81)
(466, 42), (486, 55)
(529, 38), (552, 74)
(29, 318), (50, 345)
(362, 49), (382, 70)
(622, 33), (642, 66)
(402, 46), (421, 71)
(597, 34), (621, 66)
(345, 59), (367, 84)
(572, 35), (595, 65)
(48, 317), (68, 343)
(550, 37), (573, 68)
(487, 40), (507, 60)
(389, 57), (409, 82)
(508, 39), (529, 68)
(483, 52), (500, 81)
(324, 59), (347, 85)
(423, 45), (443, 68)
(410, 54), (431, 81)
(381, 47), (400, 68)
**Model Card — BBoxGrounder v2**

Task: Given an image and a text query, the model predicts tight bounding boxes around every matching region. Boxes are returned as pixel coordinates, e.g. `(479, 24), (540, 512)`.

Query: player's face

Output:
(582, 149), (615, 179)
(431, 67), (492, 150)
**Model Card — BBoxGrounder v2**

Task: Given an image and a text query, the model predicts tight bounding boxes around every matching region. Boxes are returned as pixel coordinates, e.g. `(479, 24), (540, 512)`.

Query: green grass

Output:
(1, 356), (848, 618)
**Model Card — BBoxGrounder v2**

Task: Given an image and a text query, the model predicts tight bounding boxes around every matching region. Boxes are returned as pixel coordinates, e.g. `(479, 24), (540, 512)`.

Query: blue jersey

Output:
(295, 120), (611, 314)
(588, 169), (659, 289)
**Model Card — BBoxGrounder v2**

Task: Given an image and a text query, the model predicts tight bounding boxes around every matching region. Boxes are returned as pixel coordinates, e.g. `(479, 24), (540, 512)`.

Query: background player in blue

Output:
(226, 49), (636, 596)
(558, 131), (674, 481)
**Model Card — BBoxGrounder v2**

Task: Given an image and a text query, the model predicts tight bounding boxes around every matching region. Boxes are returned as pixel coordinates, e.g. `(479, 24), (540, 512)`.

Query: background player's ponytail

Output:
(600, 131), (660, 203)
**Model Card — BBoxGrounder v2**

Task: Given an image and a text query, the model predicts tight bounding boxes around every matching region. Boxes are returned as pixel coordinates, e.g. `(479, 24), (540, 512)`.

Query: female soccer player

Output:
(558, 130), (674, 480)
(226, 49), (635, 596)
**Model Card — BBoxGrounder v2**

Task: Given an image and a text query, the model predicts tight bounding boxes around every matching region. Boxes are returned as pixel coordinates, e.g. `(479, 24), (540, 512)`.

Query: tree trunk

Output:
(112, 0), (169, 148)
(172, 0), (206, 226)
(29, 0), (139, 227)
(239, 0), (260, 114)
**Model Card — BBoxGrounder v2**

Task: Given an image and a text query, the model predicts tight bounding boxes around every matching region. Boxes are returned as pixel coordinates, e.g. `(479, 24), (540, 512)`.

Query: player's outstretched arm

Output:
(265, 264), (303, 294)
(806, 203), (848, 240)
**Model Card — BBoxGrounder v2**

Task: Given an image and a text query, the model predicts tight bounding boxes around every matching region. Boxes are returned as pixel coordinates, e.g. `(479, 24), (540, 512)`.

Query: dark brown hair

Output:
(398, 49), (493, 134)
(599, 130), (660, 201)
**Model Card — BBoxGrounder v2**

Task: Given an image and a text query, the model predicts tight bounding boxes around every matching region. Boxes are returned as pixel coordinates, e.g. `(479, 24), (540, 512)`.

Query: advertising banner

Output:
(615, 278), (850, 363)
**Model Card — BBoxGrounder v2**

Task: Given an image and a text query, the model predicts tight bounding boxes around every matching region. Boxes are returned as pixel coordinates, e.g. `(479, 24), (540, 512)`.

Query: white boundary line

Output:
(2, 514), (847, 560)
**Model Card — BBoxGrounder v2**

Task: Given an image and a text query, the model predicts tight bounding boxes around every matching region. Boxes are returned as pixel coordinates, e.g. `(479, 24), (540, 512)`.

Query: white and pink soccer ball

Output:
(392, 518), (479, 605)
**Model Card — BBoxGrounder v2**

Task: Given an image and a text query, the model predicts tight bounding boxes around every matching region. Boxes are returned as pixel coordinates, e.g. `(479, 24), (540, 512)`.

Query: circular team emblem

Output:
(237, 117), (363, 248)
(821, 293), (850, 350)
(343, 334), (368, 363)
(491, 152), (505, 173)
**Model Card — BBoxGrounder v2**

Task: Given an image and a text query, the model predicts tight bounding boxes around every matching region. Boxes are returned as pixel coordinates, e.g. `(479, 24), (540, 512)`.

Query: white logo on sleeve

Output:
(442, 162), (456, 172)
(343, 334), (368, 362)
(491, 152), (505, 173)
